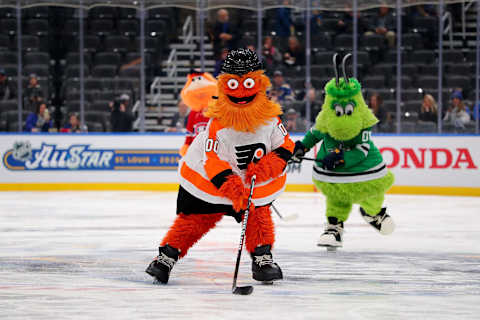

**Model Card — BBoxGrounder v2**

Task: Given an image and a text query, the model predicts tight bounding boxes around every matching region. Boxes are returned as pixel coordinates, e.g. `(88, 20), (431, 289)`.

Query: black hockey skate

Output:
(145, 244), (179, 284)
(251, 245), (283, 282)
(317, 217), (344, 249)
(360, 207), (395, 235)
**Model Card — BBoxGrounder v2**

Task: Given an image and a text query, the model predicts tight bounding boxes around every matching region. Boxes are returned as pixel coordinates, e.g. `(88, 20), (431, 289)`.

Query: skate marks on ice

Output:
(1, 192), (480, 319)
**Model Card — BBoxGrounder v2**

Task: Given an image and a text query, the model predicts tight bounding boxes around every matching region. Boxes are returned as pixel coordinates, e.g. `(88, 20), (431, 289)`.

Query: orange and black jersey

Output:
(178, 116), (294, 209)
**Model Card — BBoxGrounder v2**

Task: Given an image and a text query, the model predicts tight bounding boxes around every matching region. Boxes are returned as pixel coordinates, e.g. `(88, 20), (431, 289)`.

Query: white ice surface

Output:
(0, 191), (479, 320)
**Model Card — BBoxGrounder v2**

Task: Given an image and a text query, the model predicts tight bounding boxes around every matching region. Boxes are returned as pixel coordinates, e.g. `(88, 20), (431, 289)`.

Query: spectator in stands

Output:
(24, 74), (43, 110)
(275, 1), (293, 39)
(471, 102), (479, 121)
(119, 93), (131, 109)
(0, 67), (16, 101)
(311, 7), (323, 34)
(444, 91), (470, 128)
(61, 112), (82, 133)
(24, 101), (52, 132)
(213, 48), (229, 77)
(336, 4), (368, 35)
(284, 108), (307, 132)
(283, 36), (305, 67)
(419, 94), (438, 123)
(166, 100), (189, 132)
(110, 98), (134, 132)
(368, 92), (391, 131)
(304, 87), (322, 123)
(365, 6), (396, 48)
(271, 70), (295, 103)
(212, 9), (239, 59)
(262, 36), (282, 69)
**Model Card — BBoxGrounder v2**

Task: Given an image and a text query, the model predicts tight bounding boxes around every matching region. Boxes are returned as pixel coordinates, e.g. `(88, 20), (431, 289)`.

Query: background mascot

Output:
(293, 53), (395, 250)
(146, 48), (294, 284)
(179, 70), (217, 156)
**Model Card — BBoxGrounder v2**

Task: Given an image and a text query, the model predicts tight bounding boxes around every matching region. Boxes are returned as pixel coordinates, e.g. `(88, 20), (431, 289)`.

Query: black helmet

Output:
(220, 48), (263, 76)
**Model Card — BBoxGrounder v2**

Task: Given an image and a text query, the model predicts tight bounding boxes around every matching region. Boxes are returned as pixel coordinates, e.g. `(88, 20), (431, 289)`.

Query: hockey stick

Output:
(232, 175), (256, 295)
(271, 203), (299, 222)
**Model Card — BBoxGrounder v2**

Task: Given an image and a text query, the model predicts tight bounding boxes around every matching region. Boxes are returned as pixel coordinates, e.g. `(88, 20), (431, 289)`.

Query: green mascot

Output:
(293, 53), (395, 250)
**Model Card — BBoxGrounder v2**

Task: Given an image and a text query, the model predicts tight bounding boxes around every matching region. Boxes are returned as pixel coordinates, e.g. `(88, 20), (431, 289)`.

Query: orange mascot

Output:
(146, 49), (295, 284)
(178, 71), (217, 156)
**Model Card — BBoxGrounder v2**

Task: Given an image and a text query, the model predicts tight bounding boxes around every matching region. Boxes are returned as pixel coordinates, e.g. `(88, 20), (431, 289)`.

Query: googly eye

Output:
(227, 79), (239, 90)
(345, 103), (354, 116)
(197, 76), (203, 81)
(334, 104), (344, 117)
(243, 78), (255, 89)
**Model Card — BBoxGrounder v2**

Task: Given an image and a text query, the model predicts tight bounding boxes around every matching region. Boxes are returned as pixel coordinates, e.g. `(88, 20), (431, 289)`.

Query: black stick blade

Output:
(232, 285), (253, 295)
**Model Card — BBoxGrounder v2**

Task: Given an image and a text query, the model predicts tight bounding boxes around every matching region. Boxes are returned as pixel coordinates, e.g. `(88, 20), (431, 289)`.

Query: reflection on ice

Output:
(0, 192), (479, 319)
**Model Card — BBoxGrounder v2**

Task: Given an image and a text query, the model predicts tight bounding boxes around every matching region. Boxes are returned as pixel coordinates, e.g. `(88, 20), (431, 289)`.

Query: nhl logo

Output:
(12, 141), (32, 162)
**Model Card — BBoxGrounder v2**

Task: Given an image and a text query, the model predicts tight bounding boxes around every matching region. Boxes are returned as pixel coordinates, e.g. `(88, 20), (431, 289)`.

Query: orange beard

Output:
(205, 70), (282, 132)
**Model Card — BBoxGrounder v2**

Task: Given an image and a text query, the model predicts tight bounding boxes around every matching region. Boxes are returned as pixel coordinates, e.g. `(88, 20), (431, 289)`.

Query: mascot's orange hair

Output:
(205, 70), (282, 133)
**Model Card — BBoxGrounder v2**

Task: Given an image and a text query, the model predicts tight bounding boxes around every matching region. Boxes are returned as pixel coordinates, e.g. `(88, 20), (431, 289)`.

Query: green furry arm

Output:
(302, 128), (325, 150)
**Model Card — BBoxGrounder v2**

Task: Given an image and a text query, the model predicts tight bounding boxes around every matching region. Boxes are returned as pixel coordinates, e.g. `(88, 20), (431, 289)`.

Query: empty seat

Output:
(402, 33), (423, 50)
(89, 19), (115, 36)
(24, 52), (50, 65)
(84, 78), (103, 91)
(406, 50), (435, 64)
(92, 65), (117, 77)
(64, 65), (89, 78)
(96, 90), (116, 101)
(68, 35), (100, 53)
(0, 35), (10, 50)
(119, 66), (140, 78)
(420, 65), (439, 75)
(90, 100), (111, 112)
(372, 63), (395, 75)
(146, 20), (167, 37)
(384, 50), (409, 63)
(442, 50), (464, 63)
(465, 50), (476, 63)
(24, 19), (49, 36)
(400, 121), (416, 133)
(66, 100), (90, 113)
(402, 89), (424, 101)
(104, 36), (131, 52)
(311, 32), (331, 50)
(134, 36), (158, 53)
(125, 52), (152, 65)
(0, 51), (17, 64)
(416, 121), (437, 133)
(363, 75), (385, 88)
(445, 75), (470, 90)
(0, 19), (17, 35)
(417, 76), (438, 89)
(113, 77), (134, 92)
(356, 51), (371, 66)
(20, 36), (40, 51)
(88, 6), (117, 19)
(94, 52), (121, 66)
(65, 52), (92, 66)
(23, 64), (49, 78)
(118, 19), (139, 36)
(360, 33), (385, 51)
(24, 7), (49, 19)
(3, 64), (17, 75)
(0, 100), (18, 112)
(403, 100), (419, 112)
(0, 8), (16, 18)
(118, 8), (137, 19)
(333, 34), (353, 50)
(62, 19), (85, 36)
(314, 51), (335, 65)
(383, 100), (397, 112)
(413, 16), (437, 33)
(445, 63), (473, 76)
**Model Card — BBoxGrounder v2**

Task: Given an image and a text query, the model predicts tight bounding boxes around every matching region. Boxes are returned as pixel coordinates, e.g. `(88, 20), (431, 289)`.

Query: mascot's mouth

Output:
(227, 94), (256, 105)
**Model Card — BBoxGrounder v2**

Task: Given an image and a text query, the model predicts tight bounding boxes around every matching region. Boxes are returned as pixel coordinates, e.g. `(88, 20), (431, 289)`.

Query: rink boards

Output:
(0, 133), (479, 196)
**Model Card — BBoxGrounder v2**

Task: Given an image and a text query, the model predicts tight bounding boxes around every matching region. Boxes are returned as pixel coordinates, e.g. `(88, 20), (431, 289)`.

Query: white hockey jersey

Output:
(179, 116), (294, 206)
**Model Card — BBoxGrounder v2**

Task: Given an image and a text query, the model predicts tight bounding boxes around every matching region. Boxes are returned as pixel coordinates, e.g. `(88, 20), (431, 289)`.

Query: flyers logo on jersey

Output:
(235, 143), (266, 170)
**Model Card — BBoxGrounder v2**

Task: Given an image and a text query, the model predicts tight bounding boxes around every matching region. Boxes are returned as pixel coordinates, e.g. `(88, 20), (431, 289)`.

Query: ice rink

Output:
(1, 191), (479, 319)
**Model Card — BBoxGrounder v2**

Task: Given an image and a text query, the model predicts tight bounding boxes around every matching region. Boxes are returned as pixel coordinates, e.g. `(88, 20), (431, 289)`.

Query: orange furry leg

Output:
(245, 206), (275, 253)
(161, 213), (223, 258)
(245, 152), (287, 183)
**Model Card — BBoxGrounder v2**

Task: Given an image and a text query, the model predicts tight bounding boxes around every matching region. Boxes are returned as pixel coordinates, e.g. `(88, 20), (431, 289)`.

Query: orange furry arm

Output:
(245, 151), (289, 184)
(218, 174), (248, 212)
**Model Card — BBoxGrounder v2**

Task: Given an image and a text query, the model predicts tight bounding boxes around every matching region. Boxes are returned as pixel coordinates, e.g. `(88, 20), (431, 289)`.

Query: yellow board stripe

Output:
(0, 183), (479, 196)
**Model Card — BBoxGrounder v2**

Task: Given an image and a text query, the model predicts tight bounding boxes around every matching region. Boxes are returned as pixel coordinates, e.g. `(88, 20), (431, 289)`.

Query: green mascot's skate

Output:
(293, 53), (395, 250)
